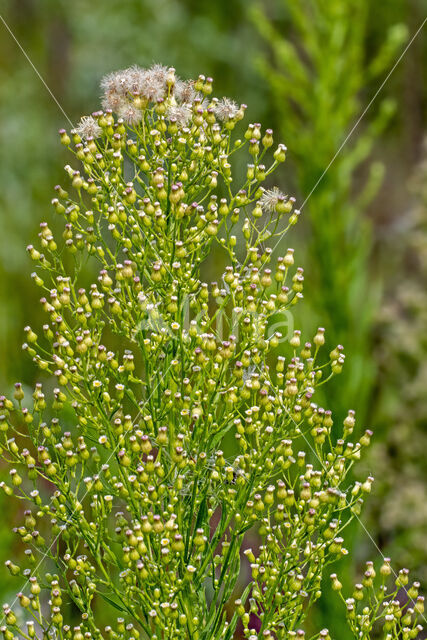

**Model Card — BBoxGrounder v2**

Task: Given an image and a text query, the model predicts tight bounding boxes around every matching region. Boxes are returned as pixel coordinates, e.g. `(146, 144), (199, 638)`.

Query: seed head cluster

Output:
(0, 64), (422, 640)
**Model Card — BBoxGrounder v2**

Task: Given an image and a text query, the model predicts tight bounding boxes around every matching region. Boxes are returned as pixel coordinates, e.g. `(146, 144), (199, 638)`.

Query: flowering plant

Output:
(0, 65), (423, 640)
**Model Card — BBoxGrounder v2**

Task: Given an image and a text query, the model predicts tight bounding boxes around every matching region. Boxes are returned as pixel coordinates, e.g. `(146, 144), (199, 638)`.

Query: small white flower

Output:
(186, 564), (197, 573)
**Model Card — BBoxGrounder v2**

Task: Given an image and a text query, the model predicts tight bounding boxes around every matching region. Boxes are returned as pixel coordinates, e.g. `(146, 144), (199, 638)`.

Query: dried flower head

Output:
(213, 97), (239, 121)
(117, 103), (142, 126)
(100, 68), (135, 111)
(138, 63), (169, 102)
(100, 64), (172, 114)
(174, 78), (197, 104)
(74, 115), (102, 140)
(166, 103), (192, 127)
(259, 186), (288, 212)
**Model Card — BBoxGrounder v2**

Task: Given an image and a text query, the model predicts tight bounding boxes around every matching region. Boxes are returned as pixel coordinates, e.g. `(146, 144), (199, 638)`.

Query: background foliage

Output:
(0, 0), (426, 637)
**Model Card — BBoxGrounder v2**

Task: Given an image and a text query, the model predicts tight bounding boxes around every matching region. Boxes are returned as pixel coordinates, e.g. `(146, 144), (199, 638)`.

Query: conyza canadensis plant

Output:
(0, 64), (423, 640)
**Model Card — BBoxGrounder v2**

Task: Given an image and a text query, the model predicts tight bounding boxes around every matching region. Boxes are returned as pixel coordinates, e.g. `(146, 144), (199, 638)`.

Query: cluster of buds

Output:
(0, 64), (422, 640)
(332, 560), (424, 640)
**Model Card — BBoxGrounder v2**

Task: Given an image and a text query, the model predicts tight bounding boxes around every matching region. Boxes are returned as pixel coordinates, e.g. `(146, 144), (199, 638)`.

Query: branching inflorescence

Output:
(0, 64), (423, 640)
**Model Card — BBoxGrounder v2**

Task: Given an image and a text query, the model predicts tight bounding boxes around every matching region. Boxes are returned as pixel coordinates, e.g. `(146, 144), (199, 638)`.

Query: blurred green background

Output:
(0, 0), (426, 637)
